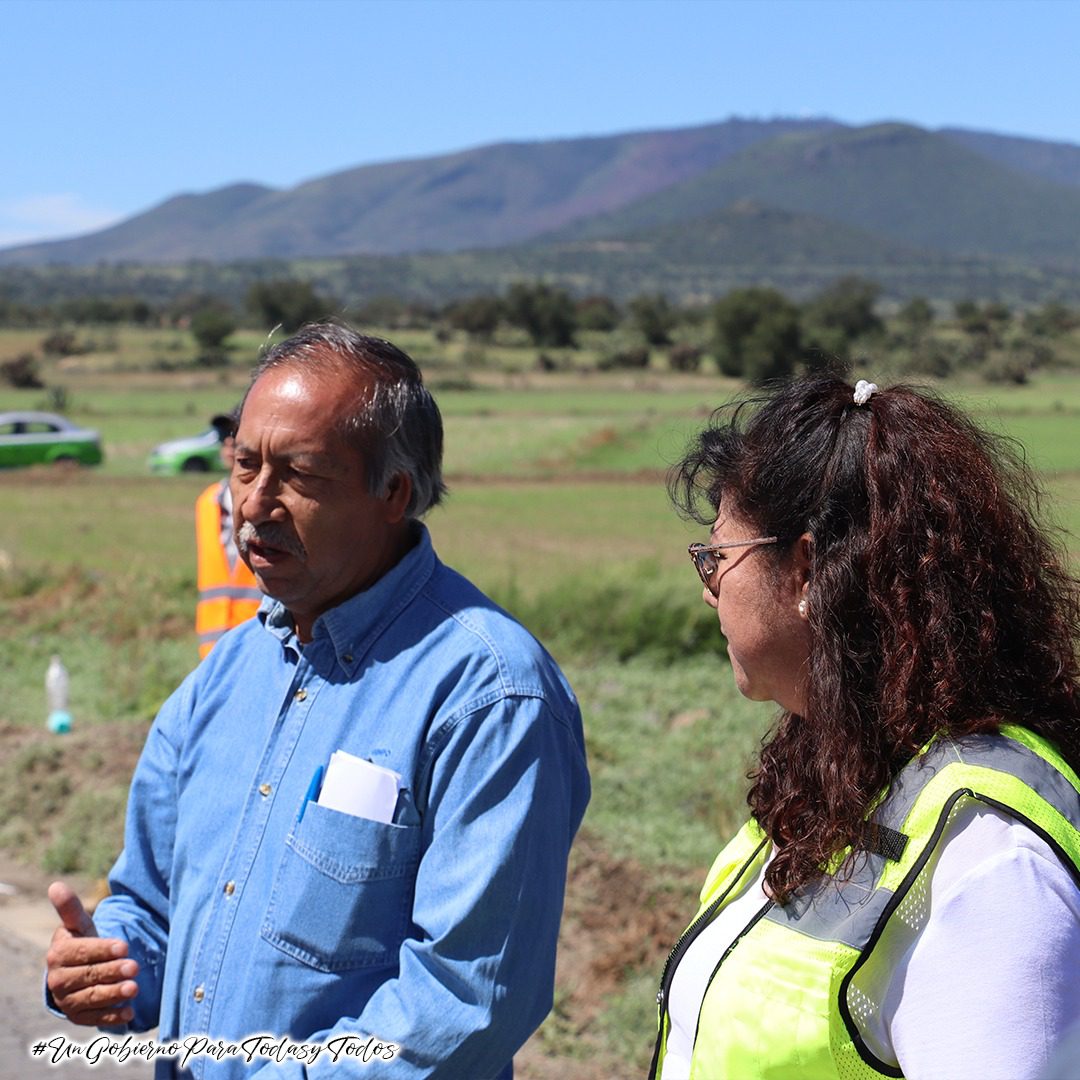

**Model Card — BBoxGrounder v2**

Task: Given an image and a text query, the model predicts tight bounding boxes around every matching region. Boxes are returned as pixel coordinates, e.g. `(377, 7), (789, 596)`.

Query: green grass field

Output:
(1, 358), (1077, 1075)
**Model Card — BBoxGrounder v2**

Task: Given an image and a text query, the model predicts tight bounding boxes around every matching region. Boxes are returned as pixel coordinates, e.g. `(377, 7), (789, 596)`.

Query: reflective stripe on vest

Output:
(650, 726), (1080, 1080)
(195, 481), (262, 659)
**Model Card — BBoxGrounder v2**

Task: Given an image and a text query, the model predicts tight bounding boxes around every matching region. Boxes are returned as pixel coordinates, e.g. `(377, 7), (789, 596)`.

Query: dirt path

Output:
(0, 855), (141, 1078)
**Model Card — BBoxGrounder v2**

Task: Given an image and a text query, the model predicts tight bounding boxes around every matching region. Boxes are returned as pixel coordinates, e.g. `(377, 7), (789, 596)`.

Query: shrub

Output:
(894, 336), (955, 378)
(575, 295), (620, 332)
(443, 295), (504, 340)
(980, 336), (1054, 385)
(190, 305), (236, 358)
(629, 293), (677, 347)
(491, 568), (725, 665)
(504, 282), (577, 349)
(41, 330), (82, 357)
(1023, 302), (1078, 337)
(980, 352), (1030, 385)
(1, 352), (44, 388)
(712, 287), (801, 382)
(897, 296), (935, 336)
(246, 279), (333, 334)
(667, 343), (704, 373)
(44, 385), (70, 413)
(801, 276), (884, 359)
(598, 345), (650, 371)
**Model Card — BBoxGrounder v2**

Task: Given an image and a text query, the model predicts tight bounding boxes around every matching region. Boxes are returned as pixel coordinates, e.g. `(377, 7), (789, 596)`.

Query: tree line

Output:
(2, 275), (1078, 387)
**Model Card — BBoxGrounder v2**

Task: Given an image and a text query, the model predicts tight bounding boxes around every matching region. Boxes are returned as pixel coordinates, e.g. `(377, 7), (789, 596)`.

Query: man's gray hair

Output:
(245, 322), (446, 519)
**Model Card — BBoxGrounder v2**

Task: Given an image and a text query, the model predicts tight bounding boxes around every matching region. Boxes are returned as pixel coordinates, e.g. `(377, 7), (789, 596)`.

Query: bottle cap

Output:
(47, 710), (72, 734)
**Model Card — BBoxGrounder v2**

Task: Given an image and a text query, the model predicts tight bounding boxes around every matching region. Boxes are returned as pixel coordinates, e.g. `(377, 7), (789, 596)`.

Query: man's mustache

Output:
(236, 521), (308, 560)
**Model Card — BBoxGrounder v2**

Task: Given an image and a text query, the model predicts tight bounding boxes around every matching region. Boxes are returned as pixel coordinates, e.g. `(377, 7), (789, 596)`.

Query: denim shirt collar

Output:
(259, 523), (435, 676)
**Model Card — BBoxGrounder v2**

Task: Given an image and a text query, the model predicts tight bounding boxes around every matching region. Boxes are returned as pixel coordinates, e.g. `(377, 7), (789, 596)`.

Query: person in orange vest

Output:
(194, 412), (262, 658)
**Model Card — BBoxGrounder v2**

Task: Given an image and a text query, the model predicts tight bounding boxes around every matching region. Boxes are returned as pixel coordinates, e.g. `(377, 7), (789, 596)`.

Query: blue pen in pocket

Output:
(297, 765), (324, 823)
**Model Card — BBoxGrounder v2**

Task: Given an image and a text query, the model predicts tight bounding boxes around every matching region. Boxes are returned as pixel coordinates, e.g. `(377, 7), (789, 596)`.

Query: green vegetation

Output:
(4, 283), (1080, 396)
(0, 345), (1076, 1074)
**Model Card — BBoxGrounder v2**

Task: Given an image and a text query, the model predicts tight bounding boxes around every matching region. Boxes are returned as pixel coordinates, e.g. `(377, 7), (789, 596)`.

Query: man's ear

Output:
(384, 472), (413, 524)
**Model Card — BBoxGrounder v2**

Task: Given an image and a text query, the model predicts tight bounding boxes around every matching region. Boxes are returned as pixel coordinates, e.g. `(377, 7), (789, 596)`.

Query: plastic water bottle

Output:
(45, 654), (72, 734)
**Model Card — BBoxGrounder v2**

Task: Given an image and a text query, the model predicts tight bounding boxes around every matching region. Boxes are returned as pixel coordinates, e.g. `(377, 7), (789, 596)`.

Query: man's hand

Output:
(45, 881), (139, 1026)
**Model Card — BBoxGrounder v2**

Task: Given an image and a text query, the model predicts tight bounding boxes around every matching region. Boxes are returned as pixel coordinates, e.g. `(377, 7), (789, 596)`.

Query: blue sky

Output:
(3, 0), (1079, 247)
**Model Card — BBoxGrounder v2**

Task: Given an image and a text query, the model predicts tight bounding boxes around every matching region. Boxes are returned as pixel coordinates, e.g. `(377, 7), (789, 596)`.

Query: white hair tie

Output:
(853, 380), (879, 406)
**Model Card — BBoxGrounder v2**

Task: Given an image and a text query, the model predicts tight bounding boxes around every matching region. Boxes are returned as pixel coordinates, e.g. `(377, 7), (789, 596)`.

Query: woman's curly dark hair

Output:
(669, 375), (1080, 903)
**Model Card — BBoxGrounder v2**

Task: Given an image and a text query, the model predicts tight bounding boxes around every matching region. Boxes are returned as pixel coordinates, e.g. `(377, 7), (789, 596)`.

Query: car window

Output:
(0, 423), (17, 436)
(24, 421), (62, 434)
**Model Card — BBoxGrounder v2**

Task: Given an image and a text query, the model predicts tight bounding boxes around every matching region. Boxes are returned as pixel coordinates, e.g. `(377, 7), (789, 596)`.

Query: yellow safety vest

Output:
(195, 480), (262, 659)
(650, 725), (1080, 1080)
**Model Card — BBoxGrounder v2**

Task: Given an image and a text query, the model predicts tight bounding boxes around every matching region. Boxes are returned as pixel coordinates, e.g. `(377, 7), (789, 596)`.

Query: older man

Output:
(45, 324), (590, 1078)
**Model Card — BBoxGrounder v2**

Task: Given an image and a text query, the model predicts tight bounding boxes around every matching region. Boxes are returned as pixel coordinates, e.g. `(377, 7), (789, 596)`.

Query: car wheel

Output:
(181, 457), (209, 473)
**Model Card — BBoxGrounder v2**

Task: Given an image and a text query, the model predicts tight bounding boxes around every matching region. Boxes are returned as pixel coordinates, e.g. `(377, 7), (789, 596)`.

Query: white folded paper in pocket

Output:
(317, 750), (403, 824)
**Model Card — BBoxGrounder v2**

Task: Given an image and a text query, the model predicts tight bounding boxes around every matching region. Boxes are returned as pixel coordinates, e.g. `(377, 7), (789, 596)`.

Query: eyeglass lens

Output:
(694, 549), (719, 592)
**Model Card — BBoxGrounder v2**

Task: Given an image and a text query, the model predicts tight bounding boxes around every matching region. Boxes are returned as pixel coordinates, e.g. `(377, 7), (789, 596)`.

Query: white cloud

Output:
(0, 193), (124, 248)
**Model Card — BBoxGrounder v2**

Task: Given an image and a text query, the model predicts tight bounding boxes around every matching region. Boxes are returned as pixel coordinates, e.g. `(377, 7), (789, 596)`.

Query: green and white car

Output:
(147, 425), (227, 474)
(0, 411), (104, 468)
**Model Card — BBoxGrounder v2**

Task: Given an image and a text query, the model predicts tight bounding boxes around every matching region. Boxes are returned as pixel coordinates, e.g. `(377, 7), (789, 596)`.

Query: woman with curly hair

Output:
(651, 376), (1080, 1080)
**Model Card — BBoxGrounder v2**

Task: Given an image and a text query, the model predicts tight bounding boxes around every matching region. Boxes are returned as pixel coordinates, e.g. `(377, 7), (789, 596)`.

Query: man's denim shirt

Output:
(90, 526), (590, 1079)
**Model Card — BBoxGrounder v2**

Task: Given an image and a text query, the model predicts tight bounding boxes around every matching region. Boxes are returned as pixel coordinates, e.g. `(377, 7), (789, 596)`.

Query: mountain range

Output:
(4, 116), (1080, 303)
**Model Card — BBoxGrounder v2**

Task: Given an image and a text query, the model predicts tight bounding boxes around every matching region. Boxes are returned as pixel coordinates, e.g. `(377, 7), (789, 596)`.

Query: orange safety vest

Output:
(195, 480), (262, 659)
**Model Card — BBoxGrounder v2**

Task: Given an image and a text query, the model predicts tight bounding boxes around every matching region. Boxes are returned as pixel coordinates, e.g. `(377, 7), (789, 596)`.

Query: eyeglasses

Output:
(687, 536), (778, 595)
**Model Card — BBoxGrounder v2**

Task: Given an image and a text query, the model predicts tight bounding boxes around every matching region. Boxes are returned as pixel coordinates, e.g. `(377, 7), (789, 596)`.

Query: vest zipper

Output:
(690, 897), (775, 1051)
(647, 837), (769, 1080)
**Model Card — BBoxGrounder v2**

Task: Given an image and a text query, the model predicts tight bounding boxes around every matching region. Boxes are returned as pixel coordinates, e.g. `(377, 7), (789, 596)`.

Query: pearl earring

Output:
(798, 598), (809, 618)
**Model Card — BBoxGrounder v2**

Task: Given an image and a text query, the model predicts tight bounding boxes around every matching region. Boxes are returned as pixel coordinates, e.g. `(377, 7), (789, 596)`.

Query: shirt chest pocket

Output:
(260, 801), (422, 973)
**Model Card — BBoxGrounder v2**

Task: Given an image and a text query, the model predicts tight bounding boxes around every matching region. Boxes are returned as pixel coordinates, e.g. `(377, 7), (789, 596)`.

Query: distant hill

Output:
(603, 198), (913, 262)
(554, 124), (1080, 267)
(517, 199), (927, 287)
(3, 115), (1080, 305)
(938, 128), (1080, 189)
(0, 182), (276, 265)
(0, 117), (837, 265)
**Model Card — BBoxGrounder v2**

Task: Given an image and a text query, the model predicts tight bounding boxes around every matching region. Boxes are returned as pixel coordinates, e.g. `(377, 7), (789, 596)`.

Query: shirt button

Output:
(224, 881), (236, 896)
(259, 783), (272, 797)
(193, 986), (205, 1002)
(294, 688), (307, 702)
(342, 653), (354, 664)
